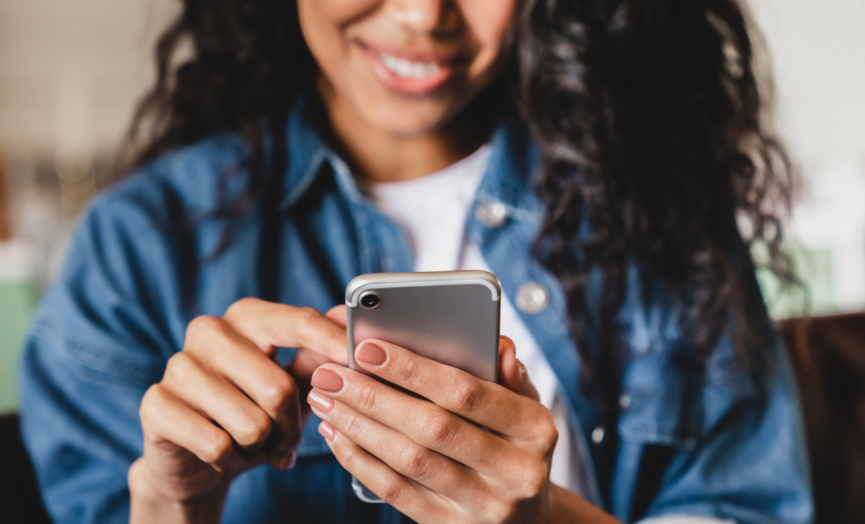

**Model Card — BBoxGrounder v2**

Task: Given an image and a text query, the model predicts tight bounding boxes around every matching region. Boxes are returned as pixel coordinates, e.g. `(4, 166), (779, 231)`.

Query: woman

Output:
(19, 0), (813, 523)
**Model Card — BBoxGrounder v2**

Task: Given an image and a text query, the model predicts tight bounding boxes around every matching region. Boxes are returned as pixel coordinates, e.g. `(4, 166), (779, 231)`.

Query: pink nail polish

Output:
(355, 342), (387, 366)
(309, 390), (335, 413)
(319, 421), (337, 443)
(311, 368), (344, 393)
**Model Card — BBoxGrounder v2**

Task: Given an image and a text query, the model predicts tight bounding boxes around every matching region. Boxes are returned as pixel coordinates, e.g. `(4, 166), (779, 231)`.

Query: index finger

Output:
(352, 338), (541, 438)
(224, 298), (347, 365)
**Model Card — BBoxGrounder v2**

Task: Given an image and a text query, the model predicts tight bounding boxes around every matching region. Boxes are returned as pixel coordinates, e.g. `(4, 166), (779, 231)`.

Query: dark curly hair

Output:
(515, 0), (794, 397)
(126, 0), (794, 398)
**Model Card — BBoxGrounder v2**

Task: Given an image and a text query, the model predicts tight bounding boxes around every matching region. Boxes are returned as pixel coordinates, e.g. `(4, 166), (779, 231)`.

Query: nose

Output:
(386, 0), (460, 35)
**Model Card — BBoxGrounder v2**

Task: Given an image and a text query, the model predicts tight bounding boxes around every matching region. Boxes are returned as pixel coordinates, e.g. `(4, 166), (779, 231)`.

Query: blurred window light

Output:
(750, 0), (865, 317)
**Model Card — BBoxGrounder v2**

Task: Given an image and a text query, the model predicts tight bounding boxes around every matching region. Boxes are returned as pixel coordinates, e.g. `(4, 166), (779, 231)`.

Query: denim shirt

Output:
(19, 98), (814, 524)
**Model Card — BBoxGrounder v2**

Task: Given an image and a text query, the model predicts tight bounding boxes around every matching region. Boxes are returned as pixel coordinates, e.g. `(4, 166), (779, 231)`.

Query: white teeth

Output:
(379, 53), (441, 79)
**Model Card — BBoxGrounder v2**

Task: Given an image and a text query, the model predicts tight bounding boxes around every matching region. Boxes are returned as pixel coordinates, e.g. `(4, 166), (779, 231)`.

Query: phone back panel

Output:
(346, 271), (501, 384)
(344, 271), (501, 503)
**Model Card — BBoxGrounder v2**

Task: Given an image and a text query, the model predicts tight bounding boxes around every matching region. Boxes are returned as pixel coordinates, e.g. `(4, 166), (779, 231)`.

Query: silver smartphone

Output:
(345, 270), (502, 503)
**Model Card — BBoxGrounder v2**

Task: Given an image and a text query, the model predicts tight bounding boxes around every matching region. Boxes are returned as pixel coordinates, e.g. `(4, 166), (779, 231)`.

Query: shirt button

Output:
(515, 282), (549, 314)
(591, 426), (605, 444)
(619, 393), (631, 409)
(475, 201), (507, 228)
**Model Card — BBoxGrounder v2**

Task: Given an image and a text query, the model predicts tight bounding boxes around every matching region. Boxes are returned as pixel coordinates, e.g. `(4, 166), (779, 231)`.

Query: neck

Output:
(318, 81), (500, 184)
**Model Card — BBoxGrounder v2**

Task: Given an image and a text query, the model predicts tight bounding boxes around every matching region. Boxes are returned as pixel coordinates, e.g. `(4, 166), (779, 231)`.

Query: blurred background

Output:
(0, 0), (863, 415)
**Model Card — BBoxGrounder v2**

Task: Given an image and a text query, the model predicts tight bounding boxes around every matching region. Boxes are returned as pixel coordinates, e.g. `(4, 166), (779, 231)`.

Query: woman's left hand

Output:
(307, 330), (560, 524)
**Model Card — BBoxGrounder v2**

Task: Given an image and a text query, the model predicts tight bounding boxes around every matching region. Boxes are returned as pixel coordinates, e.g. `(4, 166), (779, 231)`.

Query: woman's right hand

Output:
(129, 298), (348, 522)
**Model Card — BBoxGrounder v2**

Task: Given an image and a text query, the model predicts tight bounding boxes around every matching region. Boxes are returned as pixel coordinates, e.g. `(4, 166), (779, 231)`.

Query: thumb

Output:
(290, 304), (347, 382)
(498, 337), (540, 401)
(289, 304), (347, 384)
(290, 304), (347, 422)
(287, 348), (330, 425)
(325, 305), (347, 328)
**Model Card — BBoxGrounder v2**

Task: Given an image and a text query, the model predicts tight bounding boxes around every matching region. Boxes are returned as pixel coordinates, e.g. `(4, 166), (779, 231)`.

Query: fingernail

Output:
(311, 368), (344, 393)
(278, 451), (297, 471)
(308, 390), (335, 413)
(319, 421), (337, 443)
(519, 362), (529, 382)
(355, 342), (387, 366)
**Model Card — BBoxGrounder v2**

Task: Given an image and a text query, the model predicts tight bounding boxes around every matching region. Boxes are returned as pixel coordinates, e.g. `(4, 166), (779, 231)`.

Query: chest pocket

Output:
(612, 263), (762, 449)
(616, 336), (761, 450)
(617, 350), (703, 449)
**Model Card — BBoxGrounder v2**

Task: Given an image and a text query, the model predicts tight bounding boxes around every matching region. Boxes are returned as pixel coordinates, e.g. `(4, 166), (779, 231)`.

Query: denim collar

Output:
(278, 95), (544, 221)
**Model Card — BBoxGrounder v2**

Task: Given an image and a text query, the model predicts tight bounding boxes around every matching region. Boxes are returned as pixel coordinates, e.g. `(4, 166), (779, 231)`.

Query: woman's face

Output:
(298, 0), (516, 137)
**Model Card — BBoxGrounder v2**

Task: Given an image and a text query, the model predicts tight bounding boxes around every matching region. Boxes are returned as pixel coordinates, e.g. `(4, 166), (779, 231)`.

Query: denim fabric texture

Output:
(19, 98), (814, 524)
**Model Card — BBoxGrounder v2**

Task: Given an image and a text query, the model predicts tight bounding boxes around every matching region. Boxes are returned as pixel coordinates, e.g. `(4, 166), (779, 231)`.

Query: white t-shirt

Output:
(364, 148), (733, 524)
(364, 146), (587, 496)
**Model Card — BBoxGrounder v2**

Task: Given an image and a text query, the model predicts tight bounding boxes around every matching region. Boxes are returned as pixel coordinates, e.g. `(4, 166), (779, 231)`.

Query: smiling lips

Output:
(380, 53), (442, 79)
(361, 44), (462, 96)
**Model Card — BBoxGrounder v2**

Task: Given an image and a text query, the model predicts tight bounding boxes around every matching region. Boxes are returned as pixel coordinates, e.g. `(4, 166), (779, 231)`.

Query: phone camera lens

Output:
(360, 292), (381, 309)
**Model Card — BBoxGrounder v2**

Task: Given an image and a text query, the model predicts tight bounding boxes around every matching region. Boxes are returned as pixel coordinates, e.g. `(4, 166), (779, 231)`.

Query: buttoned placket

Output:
(278, 101), (610, 514)
(463, 120), (609, 509)
(288, 153), (418, 524)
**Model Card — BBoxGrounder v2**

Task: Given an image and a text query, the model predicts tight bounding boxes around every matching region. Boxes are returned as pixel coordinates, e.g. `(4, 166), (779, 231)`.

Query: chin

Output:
(362, 101), (454, 138)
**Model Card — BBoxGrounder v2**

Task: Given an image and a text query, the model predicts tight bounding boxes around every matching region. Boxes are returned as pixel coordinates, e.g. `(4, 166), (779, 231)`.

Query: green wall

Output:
(756, 247), (836, 319)
(0, 281), (37, 414)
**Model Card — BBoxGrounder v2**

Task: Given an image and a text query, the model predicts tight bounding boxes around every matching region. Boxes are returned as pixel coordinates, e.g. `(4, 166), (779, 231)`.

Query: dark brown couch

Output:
(778, 313), (865, 524)
(1, 313), (863, 523)
(0, 413), (51, 523)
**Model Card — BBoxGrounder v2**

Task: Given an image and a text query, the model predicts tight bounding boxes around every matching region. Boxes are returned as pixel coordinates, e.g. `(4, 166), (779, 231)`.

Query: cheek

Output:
(297, 0), (378, 67)
(313, 0), (381, 23)
(460, 0), (516, 74)
(300, 0), (379, 26)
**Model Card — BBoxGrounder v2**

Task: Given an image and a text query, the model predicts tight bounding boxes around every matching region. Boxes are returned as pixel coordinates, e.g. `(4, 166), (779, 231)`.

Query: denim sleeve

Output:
(638, 517), (734, 524)
(19, 336), (154, 523)
(614, 269), (815, 524)
(645, 342), (811, 524)
(18, 185), (176, 523)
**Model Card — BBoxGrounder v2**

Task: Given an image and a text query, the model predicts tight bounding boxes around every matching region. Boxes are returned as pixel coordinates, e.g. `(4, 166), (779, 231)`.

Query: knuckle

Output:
(532, 411), (559, 453)
(338, 443), (356, 470)
(355, 385), (378, 413)
(186, 315), (225, 346)
(201, 432), (234, 465)
(393, 357), (421, 386)
(396, 444), (432, 479)
(543, 423), (559, 453)
(225, 297), (262, 319)
(522, 464), (549, 498)
(420, 411), (457, 448)
(295, 306), (321, 324)
(261, 372), (297, 411)
(376, 475), (405, 505)
(139, 385), (164, 428)
(451, 380), (484, 413)
(236, 410), (272, 447)
(284, 306), (323, 344)
(342, 411), (365, 438)
(164, 351), (195, 383)
(484, 499), (516, 524)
